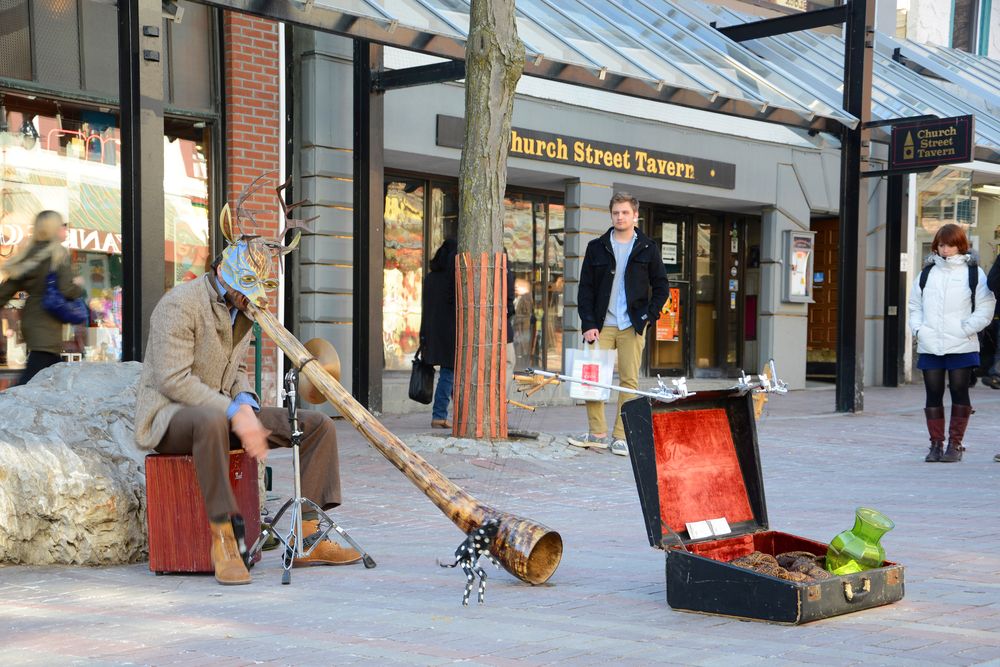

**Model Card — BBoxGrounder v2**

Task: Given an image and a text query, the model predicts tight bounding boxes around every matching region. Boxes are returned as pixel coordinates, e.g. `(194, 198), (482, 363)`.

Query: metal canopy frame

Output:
(687, 1), (1000, 164)
(884, 35), (1000, 112)
(714, 4), (848, 43)
(191, 0), (857, 133)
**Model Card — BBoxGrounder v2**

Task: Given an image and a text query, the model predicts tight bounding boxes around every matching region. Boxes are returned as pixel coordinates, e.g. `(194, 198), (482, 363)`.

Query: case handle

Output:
(843, 577), (871, 602)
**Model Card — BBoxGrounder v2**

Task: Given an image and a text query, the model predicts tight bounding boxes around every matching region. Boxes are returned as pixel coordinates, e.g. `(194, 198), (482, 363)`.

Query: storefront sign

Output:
(67, 228), (122, 255)
(889, 115), (974, 170)
(436, 115), (736, 189)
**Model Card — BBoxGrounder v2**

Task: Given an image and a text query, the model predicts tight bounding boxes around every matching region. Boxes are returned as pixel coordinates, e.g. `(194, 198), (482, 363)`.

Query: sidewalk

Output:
(3, 382), (1000, 665)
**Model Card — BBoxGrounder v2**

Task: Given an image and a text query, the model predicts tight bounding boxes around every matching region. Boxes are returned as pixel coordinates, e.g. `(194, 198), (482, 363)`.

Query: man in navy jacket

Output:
(576, 192), (669, 455)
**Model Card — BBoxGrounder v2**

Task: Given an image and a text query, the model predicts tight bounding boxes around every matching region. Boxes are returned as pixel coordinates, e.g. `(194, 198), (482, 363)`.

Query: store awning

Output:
(687, 2), (1000, 164)
(199, 0), (858, 133)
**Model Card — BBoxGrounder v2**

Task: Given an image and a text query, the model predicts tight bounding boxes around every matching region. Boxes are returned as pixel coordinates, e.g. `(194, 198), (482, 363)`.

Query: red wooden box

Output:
(145, 451), (261, 574)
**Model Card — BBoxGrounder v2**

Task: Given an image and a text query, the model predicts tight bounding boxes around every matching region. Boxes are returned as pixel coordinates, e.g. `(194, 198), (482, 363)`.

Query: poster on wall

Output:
(783, 230), (815, 303)
(663, 223), (678, 244)
(656, 287), (681, 341)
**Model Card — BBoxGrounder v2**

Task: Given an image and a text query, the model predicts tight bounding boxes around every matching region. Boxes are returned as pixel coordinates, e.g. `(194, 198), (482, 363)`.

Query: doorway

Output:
(807, 217), (839, 381)
(644, 208), (753, 377)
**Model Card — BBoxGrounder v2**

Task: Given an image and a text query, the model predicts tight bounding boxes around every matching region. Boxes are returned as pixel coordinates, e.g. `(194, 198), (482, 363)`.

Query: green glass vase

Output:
(825, 507), (894, 575)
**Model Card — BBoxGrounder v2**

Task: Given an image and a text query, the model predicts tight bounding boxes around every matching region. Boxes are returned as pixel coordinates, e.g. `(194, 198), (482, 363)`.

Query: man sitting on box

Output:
(133, 249), (361, 585)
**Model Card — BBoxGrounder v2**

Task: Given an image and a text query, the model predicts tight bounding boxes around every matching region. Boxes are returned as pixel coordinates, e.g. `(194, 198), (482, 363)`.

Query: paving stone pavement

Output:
(3, 382), (1000, 665)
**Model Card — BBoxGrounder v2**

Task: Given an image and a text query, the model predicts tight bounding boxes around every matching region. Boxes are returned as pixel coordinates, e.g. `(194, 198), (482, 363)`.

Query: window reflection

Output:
(383, 179), (425, 371)
(0, 99), (124, 369)
(164, 126), (212, 288)
(382, 175), (565, 374)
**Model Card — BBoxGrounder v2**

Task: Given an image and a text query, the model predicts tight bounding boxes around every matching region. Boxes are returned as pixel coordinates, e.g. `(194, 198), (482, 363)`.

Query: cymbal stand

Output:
(245, 367), (376, 584)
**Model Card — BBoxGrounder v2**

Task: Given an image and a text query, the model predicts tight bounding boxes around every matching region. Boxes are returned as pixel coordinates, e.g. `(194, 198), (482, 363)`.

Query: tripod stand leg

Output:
(301, 499), (377, 569)
(244, 497), (294, 569)
(280, 500), (303, 585)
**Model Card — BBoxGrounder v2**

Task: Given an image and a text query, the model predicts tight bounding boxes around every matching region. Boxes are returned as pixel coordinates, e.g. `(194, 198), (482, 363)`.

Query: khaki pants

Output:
(585, 325), (646, 440)
(155, 406), (342, 522)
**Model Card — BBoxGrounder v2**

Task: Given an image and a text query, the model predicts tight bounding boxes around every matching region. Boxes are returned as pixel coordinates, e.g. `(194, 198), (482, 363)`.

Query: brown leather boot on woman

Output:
(923, 406), (946, 462)
(941, 404), (973, 463)
(209, 520), (252, 585)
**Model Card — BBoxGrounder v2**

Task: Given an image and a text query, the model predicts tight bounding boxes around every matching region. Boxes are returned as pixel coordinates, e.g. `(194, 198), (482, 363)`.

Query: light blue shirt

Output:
(212, 275), (260, 420)
(605, 231), (636, 330)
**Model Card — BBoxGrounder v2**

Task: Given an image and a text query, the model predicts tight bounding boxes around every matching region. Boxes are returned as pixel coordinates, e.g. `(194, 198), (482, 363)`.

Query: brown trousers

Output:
(155, 406), (342, 522)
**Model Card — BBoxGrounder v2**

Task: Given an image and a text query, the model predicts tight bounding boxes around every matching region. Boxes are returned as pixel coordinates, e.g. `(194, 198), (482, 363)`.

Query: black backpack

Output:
(919, 262), (978, 312)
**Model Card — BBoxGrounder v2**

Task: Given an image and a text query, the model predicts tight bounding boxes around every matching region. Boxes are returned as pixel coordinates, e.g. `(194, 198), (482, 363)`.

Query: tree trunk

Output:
(454, 0), (524, 440)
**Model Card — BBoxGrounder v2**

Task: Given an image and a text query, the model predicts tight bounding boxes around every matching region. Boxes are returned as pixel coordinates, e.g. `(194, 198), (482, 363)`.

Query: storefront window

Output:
(164, 123), (212, 288)
(0, 95), (215, 377)
(0, 99), (124, 370)
(915, 168), (975, 259)
(383, 178), (425, 371)
(382, 175), (564, 374)
(544, 204), (564, 372)
(915, 167), (1000, 271)
(504, 193), (564, 372)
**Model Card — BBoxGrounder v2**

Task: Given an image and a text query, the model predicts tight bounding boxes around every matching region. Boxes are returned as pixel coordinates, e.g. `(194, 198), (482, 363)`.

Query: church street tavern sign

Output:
(436, 115), (736, 189)
(890, 115), (975, 171)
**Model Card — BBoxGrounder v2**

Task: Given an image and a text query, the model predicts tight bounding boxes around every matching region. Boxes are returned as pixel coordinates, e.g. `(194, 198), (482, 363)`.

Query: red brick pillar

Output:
(222, 12), (282, 405)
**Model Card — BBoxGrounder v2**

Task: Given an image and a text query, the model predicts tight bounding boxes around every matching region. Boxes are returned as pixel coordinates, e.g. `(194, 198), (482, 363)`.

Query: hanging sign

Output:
(889, 115), (974, 171)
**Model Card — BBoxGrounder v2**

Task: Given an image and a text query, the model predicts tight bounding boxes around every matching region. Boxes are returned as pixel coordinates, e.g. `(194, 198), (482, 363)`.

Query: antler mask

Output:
(217, 174), (314, 308)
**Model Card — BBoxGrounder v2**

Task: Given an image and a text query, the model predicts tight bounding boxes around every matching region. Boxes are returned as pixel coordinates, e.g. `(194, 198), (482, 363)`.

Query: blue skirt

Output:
(917, 352), (980, 370)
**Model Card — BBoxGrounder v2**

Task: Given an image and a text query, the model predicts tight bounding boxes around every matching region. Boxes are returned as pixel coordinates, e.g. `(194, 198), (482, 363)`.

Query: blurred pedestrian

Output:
(420, 238), (458, 429)
(0, 211), (84, 386)
(908, 223), (995, 463)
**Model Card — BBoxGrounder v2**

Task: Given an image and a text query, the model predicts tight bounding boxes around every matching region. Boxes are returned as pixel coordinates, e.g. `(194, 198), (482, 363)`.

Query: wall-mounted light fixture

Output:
(20, 118), (39, 150)
(162, 0), (184, 23)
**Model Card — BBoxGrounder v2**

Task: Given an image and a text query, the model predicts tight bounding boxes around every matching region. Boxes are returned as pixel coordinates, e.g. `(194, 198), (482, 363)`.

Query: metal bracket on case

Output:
(736, 359), (788, 395)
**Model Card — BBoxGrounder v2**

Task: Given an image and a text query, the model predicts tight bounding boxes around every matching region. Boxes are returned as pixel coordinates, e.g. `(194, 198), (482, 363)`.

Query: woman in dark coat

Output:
(0, 211), (84, 385)
(419, 238), (457, 428)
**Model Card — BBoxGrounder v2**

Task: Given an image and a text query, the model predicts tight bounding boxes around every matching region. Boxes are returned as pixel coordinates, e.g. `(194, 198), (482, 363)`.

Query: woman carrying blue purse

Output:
(0, 210), (86, 386)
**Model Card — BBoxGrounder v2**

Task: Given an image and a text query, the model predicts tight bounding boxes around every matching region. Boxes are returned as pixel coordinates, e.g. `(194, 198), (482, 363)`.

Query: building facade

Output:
(0, 1), (283, 400)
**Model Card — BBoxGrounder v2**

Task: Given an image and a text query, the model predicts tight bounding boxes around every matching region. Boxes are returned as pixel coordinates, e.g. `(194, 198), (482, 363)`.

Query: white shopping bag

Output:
(565, 346), (616, 402)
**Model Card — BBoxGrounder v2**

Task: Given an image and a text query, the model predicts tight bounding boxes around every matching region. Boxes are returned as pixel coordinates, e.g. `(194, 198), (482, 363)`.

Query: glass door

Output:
(692, 213), (744, 377)
(647, 211), (688, 375)
(693, 216), (721, 375)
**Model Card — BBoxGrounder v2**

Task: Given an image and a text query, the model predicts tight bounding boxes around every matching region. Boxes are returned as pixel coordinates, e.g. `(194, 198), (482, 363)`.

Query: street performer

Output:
(134, 242), (361, 585)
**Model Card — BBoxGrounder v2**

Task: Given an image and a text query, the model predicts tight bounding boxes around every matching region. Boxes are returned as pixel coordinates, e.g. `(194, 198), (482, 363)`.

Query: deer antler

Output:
(234, 170), (279, 237)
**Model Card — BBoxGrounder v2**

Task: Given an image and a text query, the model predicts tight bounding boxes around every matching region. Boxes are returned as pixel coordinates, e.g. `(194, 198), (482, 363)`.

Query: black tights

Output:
(923, 368), (972, 408)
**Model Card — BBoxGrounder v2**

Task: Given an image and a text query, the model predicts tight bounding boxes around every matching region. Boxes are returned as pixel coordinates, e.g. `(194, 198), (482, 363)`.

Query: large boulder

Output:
(0, 362), (147, 565)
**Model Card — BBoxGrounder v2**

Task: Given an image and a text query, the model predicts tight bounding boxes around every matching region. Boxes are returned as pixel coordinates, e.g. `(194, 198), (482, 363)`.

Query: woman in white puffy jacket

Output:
(908, 224), (995, 463)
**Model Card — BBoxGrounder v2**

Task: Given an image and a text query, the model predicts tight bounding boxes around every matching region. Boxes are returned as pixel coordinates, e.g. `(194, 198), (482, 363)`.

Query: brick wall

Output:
(223, 12), (282, 406)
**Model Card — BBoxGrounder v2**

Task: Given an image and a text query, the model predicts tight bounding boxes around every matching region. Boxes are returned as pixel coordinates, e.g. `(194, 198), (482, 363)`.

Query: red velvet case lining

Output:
(680, 531), (832, 563)
(651, 408), (754, 534)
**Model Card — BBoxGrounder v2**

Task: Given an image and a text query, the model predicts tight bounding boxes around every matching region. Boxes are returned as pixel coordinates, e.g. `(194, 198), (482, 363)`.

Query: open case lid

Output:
(621, 389), (768, 550)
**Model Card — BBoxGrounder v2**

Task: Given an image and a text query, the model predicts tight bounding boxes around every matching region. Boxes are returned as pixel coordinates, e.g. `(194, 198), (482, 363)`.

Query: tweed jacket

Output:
(134, 274), (257, 451)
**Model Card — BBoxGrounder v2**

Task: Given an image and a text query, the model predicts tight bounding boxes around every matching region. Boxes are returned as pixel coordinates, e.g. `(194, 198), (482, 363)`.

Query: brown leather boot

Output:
(293, 519), (362, 567)
(209, 520), (252, 585)
(924, 406), (945, 462)
(941, 404), (973, 463)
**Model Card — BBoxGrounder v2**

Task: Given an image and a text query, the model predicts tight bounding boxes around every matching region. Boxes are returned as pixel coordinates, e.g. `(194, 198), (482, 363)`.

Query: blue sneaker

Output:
(610, 439), (629, 457)
(568, 433), (610, 449)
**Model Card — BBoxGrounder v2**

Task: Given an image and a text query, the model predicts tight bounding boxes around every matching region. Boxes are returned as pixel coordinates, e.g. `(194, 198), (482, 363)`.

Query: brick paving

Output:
(3, 382), (1000, 665)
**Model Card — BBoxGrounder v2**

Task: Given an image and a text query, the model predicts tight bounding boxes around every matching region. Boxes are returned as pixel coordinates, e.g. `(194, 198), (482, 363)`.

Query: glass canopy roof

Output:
(687, 2), (1000, 164)
(210, 0), (858, 132)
